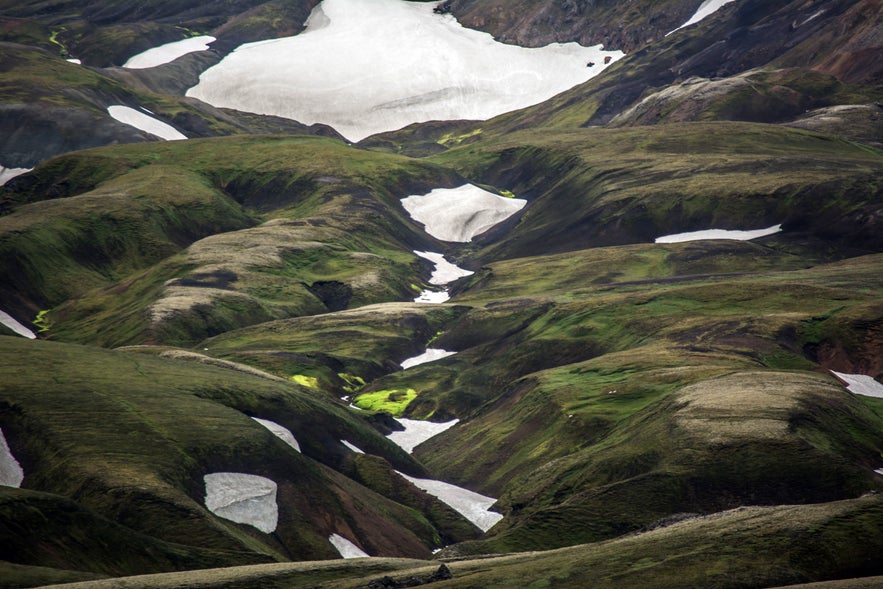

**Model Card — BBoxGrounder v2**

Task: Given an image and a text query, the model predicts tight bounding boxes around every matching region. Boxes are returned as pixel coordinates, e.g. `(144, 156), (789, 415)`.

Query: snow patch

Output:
(107, 105), (188, 141)
(401, 349), (457, 370)
(251, 417), (301, 452)
(329, 533), (369, 558)
(0, 310), (36, 339)
(186, 0), (623, 141)
(0, 166), (31, 186)
(387, 418), (458, 454)
(875, 468), (883, 476)
(0, 427), (24, 488)
(414, 289), (451, 304)
(655, 224), (781, 244)
(414, 251), (474, 285)
(341, 440), (365, 454)
(402, 184), (527, 243)
(668, 0), (739, 35)
(831, 371), (883, 399)
(123, 36), (216, 69)
(66, 58), (81, 64)
(204, 473), (278, 533)
(397, 471), (502, 532)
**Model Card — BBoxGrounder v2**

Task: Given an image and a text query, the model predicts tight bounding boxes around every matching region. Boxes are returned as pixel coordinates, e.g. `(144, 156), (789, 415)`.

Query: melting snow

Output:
(414, 251), (474, 285)
(402, 184), (527, 243)
(831, 371), (883, 399)
(107, 105), (188, 141)
(876, 468), (883, 476)
(123, 35), (216, 69)
(251, 417), (301, 452)
(186, 0), (623, 141)
(329, 533), (369, 558)
(668, 0), (739, 35)
(0, 166), (31, 186)
(0, 427), (24, 488)
(401, 349), (457, 370)
(341, 440), (365, 454)
(654, 224), (781, 243)
(204, 472), (278, 533)
(388, 418), (459, 454)
(397, 471), (502, 532)
(0, 310), (36, 339)
(414, 289), (451, 304)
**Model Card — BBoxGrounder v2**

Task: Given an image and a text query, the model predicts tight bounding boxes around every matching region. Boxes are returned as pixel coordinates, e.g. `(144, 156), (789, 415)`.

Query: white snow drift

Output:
(669, 0), (739, 35)
(400, 349), (457, 370)
(0, 309), (36, 339)
(412, 250), (474, 304)
(387, 418), (459, 454)
(187, 0), (623, 141)
(402, 184), (527, 243)
(341, 440), (365, 454)
(251, 417), (301, 452)
(0, 166), (31, 186)
(123, 35), (216, 69)
(414, 290), (451, 304)
(203, 472), (278, 533)
(831, 371), (883, 399)
(0, 427), (24, 488)
(397, 471), (502, 532)
(655, 224), (781, 244)
(329, 533), (369, 558)
(107, 105), (188, 141)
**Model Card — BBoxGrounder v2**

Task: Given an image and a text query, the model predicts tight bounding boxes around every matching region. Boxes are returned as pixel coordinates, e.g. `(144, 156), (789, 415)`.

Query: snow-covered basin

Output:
(203, 473), (278, 533)
(0, 309), (36, 339)
(668, 0), (739, 35)
(397, 471), (502, 532)
(187, 0), (624, 141)
(387, 418), (458, 454)
(329, 533), (369, 558)
(251, 417), (300, 452)
(400, 348), (457, 370)
(654, 224), (781, 244)
(402, 185), (527, 243)
(0, 427), (24, 488)
(107, 105), (188, 141)
(123, 35), (216, 69)
(831, 371), (883, 399)
(0, 166), (31, 186)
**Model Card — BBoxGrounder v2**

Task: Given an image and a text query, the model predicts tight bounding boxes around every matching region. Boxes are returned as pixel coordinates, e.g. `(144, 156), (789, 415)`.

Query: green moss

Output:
(353, 388), (418, 416)
(290, 374), (319, 389)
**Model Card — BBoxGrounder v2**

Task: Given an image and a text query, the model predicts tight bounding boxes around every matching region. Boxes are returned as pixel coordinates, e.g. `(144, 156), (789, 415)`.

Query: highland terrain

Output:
(1, 0), (882, 588)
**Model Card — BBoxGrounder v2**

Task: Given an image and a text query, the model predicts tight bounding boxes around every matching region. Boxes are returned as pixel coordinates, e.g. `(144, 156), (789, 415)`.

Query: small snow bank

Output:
(831, 371), (883, 399)
(414, 251), (474, 285)
(402, 185), (527, 243)
(0, 166), (31, 186)
(187, 0), (623, 141)
(876, 468), (883, 476)
(401, 349), (457, 370)
(107, 105), (188, 141)
(655, 224), (781, 244)
(387, 418), (459, 454)
(251, 417), (300, 452)
(0, 427), (24, 488)
(341, 440), (364, 454)
(66, 58), (81, 64)
(204, 473), (278, 533)
(123, 36), (216, 69)
(397, 471), (502, 532)
(0, 310), (36, 339)
(668, 0), (739, 35)
(414, 290), (451, 304)
(329, 533), (369, 558)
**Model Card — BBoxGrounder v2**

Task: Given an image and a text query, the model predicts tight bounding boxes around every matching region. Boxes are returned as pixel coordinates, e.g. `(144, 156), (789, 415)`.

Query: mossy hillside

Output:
(0, 336), (453, 572)
(429, 123), (883, 262)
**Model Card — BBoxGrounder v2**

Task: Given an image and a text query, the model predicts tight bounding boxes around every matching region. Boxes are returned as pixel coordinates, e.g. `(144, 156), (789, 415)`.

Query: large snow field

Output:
(401, 184), (527, 243)
(388, 418), (459, 453)
(186, 0), (624, 141)
(655, 224), (782, 243)
(203, 472), (278, 533)
(123, 36), (216, 69)
(397, 471), (502, 532)
(107, 105), (188, 141)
